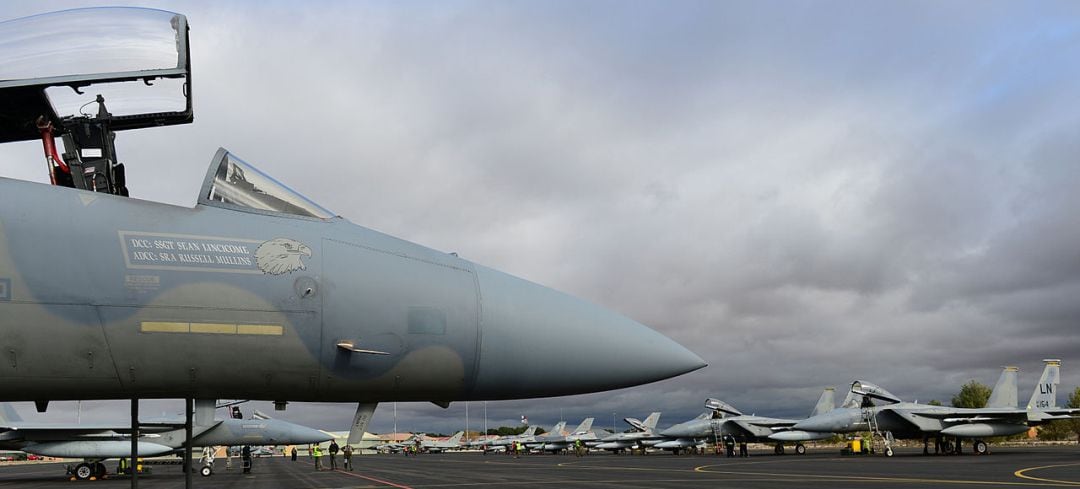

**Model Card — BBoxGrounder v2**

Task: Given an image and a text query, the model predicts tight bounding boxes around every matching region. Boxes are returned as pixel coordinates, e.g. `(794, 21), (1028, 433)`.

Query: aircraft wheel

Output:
(942, 440), (953, 454)
(795, 444), (806, 455)
(94, 462), (107, 478)
(200, 465), (213, 477)
(74, 463), (93, 481)
(974, 440), (988, 455)
(885, 447), (894, 457)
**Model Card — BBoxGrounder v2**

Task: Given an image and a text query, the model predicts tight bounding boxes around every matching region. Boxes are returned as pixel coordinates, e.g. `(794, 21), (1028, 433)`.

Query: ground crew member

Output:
(724, 435), (736, 458)
(513, 441), (520, 459)
(342, 444), (353, 471)
(575, 439), (583, 457)
(291, 446), (297, 461)
(739, 439), (748, 458)
(312, 444), (323, 470)
(241, 445), (252, 474)
(329, 440), (339, 470)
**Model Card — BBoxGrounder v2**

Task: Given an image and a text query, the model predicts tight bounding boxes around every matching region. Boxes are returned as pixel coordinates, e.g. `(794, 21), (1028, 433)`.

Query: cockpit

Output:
(202, 151), (335, 219)
(0, 8), (334, 220)
(0, 7), (192, 196)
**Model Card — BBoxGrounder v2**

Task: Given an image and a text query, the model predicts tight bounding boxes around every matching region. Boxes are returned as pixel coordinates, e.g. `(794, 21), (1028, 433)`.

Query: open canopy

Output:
(0, 7), (192, 143)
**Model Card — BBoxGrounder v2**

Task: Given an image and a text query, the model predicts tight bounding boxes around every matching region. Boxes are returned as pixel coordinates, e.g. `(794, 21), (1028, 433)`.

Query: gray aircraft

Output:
(792, 361), (1076, 456)
(594, 412), (662, 452)
(658, 388), (836, 455)
(0, 6), (704, 416)
(0, 401), (329, 480)
(418, 431), (465, 453)
(530, 418), (608, 452)
(480, 425), (543, 452)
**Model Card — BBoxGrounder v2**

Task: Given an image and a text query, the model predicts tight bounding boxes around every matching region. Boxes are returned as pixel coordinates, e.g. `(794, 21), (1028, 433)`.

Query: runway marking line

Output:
(298, 457), (415, 488)
(694, 464), (1069, 486)
(1014, 463), (1080, 486)
(333, 468), (416, 489)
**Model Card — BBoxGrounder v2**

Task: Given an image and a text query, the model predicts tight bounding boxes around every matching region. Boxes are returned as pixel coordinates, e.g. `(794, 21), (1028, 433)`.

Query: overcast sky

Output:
(3, 0), (1080, 434)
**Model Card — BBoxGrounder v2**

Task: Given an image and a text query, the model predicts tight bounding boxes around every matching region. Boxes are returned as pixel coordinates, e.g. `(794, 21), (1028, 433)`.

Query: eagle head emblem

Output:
(255, 238), (312, 275)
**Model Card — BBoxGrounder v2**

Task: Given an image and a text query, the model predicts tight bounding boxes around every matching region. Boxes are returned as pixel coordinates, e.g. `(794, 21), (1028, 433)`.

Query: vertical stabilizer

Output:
(839, 390), (862, 409)
(448, 431), (464, 444)
(987, 366), (1019, 409)
(1027, 359), (1061, 410)
(573, 418), (594, 433)
(523, 426), (538, 436)
(550, 421), (567, 435)
(0, 403), (23, 424)
(810, 388), (836, 417)
(194, 399), (216, 428)
(642, 412), (661, 431)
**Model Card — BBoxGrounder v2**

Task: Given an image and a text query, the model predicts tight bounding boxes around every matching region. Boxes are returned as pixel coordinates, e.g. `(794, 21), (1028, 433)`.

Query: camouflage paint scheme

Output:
(0, 148), (706, 404)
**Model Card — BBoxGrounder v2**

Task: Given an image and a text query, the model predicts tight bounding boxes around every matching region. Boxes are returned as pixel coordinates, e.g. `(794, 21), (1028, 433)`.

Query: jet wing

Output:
(909, 407), (1078, 425)
(726, 419), (775, 438)
(743, 418), (797, 428)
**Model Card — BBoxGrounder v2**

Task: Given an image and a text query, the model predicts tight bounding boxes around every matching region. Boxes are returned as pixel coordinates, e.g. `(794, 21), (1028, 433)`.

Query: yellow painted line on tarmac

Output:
(400, 478), (868, 488)
(1014, 463), (1080, 486)
(694, 464), (1069, 486)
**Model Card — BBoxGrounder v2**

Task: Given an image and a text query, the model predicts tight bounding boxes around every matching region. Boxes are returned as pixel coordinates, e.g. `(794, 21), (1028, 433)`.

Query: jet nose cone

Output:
(279, 421), (334, 445)
(468, 265), (705, 399)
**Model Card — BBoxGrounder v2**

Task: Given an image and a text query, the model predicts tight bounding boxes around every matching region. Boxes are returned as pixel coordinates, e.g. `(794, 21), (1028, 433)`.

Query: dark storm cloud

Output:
(3, 0), (1080, 432)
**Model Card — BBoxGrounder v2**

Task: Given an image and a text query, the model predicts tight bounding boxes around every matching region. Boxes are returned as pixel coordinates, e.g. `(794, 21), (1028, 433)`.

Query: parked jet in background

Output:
(793, 361), (1075, 456)
(531, 418), (609, 452)
(480, 425), (544, 452)
(595, 412), (662, 452)
(659, 388), (836, 455)
(420, 431), (465, 453)
(0, 401), (329, 480)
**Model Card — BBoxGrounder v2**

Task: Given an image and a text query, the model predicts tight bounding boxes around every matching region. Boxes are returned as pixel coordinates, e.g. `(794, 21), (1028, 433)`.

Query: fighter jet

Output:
(0, 8), (704, 409)
(479, 425), (543, 452)
(0, 401), (329, 480)
(373, 436), (417, 453)
(657, 388), (836, 455)
(529, 418), (608, 452)
(418, 431), (465, 453)
(792, 361), (1077, 456)
(595, 412), (662, 452)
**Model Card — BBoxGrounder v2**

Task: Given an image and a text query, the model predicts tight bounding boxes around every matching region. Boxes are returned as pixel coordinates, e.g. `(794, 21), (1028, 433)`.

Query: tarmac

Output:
(2, 446), (1080, 488)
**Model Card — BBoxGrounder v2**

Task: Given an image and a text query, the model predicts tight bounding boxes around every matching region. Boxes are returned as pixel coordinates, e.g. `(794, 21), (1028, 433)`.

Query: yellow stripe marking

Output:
(140, 321), (189, 333)
(189, 322), (237, 334)
(140, 322), (282, 336)
(1014, 463), (1080, 486)
(237, 324), (284, 336)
